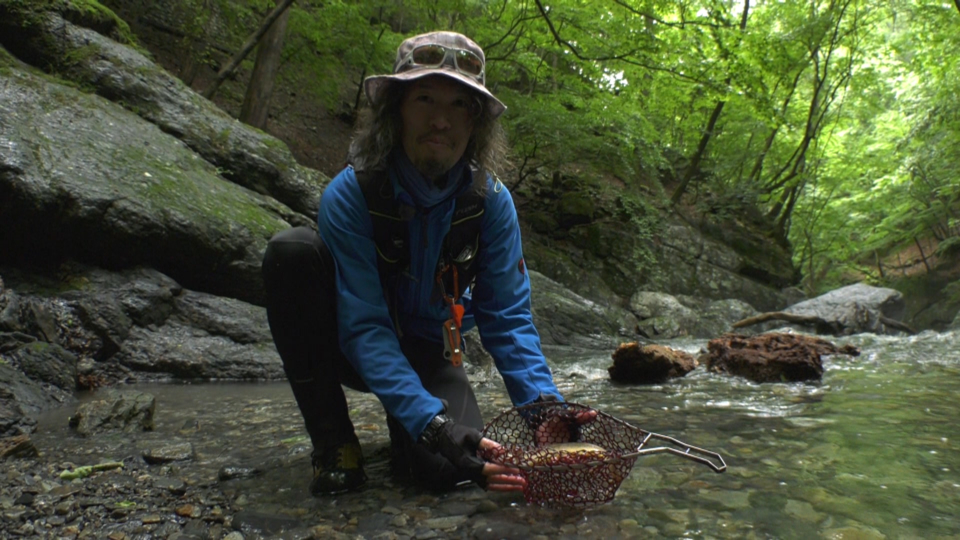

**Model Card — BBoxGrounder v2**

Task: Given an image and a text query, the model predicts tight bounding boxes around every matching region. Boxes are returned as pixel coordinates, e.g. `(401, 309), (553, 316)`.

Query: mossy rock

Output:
(523, 243), (581, 286)
(557, 192), (595, 229)
(0, 0), (136, 45)
(569, 224), (610, 258)
(935, 236), (960, 261)
(525, 210), (559, 235)
(887, 274), (960, 330)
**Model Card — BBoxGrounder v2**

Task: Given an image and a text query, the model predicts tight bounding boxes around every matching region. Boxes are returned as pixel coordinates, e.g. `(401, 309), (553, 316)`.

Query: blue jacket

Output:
(317, 165), (561, 440)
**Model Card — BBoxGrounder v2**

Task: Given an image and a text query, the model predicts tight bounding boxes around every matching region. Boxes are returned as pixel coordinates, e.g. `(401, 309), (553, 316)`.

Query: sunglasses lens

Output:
(455, 50), (483, 77)
(411, 45), (446, 66)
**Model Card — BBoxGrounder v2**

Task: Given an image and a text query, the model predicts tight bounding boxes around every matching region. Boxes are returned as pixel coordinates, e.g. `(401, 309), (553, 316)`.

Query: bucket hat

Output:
(363, 31), (506, 118)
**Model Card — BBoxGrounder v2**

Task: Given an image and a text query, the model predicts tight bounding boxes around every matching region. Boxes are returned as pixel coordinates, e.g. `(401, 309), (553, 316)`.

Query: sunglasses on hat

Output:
(396, 44), (485, 83)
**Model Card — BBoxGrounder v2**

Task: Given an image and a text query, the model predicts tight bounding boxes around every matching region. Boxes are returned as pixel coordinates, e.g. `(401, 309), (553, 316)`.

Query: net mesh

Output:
(478, 401), (648, 507)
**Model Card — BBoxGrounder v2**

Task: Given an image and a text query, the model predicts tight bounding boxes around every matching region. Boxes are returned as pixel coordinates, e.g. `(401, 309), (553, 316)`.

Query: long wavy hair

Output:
(348, 79), (510, 193)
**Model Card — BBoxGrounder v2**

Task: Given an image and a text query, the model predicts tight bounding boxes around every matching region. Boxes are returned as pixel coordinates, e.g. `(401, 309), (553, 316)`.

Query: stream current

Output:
(30, 329), (960, 539)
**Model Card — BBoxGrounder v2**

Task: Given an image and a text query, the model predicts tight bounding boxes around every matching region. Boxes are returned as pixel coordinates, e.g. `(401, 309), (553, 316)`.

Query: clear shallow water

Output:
(33, 330), (960, 538)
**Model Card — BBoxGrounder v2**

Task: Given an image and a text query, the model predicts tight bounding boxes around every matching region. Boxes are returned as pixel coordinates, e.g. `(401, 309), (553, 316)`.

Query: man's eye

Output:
(415, 94), (433, 103)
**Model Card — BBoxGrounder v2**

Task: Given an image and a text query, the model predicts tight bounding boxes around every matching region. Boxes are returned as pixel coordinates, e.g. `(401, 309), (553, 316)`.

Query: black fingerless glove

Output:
(419, 414), (486, 484)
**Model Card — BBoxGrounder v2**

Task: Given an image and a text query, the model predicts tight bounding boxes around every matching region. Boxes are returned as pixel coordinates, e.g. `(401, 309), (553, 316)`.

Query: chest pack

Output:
(355, 169), (485, 312)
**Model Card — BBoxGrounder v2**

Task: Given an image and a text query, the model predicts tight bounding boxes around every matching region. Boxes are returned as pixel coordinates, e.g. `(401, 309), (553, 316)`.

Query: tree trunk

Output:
(670, 100), (725, 205)
(238, 0), (292, 128)
(914, 237), (931, 273)
(202, 0), (296, 101)
(669, 1), (750, 205)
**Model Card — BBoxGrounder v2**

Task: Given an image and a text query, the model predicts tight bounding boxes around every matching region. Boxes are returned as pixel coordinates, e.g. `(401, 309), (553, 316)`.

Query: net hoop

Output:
(479, 401), (726, 507)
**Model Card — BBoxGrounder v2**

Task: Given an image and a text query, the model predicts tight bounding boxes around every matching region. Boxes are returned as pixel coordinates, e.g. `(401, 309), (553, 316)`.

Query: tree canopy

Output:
(166, 0), (960, 295)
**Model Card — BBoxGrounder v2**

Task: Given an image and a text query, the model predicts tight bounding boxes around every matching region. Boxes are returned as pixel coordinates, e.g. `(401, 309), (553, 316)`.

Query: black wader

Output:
(261, 226), (484, 491)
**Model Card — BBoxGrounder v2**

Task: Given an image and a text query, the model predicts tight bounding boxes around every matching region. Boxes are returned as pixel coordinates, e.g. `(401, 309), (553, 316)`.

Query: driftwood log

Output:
(608, 343), (697, 384)
(699, 333), (860, 383)
(732, 311), (917, 335)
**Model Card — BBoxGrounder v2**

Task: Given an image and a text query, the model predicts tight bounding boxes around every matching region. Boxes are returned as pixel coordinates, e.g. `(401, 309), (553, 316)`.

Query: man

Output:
(262, 31), (574, 496)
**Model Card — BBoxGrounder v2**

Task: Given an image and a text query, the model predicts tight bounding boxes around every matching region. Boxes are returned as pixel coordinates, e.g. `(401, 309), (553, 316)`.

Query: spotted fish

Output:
(525, 442), (609, 466)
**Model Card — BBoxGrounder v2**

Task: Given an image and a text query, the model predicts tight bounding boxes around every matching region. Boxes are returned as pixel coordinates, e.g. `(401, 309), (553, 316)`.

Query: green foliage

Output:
(126, 0), (958, 294)
(615, 190), (660, 272)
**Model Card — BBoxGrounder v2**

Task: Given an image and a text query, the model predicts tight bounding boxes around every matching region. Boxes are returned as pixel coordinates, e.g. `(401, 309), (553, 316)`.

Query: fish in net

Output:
(478, 401), (726, 507)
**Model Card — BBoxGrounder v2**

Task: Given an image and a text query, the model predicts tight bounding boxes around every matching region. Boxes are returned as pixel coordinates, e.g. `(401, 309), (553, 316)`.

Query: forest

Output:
(124, 0), (960, 296)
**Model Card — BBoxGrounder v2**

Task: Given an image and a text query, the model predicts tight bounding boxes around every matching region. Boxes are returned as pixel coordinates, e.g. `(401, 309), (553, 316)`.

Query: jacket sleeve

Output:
(317, 168), (445, 440)
(470, 178), (562, 406)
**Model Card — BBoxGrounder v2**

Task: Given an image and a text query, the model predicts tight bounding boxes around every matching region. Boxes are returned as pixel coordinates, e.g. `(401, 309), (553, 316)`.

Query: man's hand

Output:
(478, 438), (525, 492)
(535, 408), (598, 446)
(421, 415), (525, 491)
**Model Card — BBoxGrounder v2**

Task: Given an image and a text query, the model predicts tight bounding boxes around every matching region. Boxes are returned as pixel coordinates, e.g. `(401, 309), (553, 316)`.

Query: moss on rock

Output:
(557, 192), (595, 228)
(0, 0), (136, 45)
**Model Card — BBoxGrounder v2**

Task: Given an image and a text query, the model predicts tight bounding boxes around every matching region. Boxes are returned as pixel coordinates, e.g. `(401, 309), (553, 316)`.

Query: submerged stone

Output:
(69, 390), (155, 435)
(142, 442), (194, 464)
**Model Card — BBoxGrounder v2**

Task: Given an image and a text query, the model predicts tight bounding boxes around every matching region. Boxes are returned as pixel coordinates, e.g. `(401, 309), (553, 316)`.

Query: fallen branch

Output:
(733, 311), (830, 329)
(733, 311), (916, 335)
(878, 315), (917, 335)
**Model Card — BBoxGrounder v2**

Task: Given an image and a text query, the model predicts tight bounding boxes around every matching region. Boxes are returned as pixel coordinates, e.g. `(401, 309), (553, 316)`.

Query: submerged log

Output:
(699, 333), (860, 383)
(608, 343), (697, 384)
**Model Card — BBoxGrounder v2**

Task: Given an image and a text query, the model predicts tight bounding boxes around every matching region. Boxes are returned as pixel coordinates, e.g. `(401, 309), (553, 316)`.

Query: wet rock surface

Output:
(786, 283), (905, 326)
(69, 390), (156, 436)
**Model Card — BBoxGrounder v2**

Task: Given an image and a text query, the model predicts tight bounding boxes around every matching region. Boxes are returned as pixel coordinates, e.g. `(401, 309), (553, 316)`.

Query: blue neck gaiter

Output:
(392, 149), (468, 209)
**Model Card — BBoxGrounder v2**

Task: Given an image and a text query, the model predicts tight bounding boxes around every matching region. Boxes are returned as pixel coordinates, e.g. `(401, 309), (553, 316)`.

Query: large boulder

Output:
(784, 283), (906, 335)
(0, 65), (295, 305)
(653, 221), (789, 312)
(529, 271), (637, 348)
(1, 265), (283, 382)
(0, 263), (284, 443)
(628, 291), (697, 339)
(0, 362), (59, 437)
(627, 291), (758, 339)
(0, 6), (325, 219)
(682, 297), (759, 338)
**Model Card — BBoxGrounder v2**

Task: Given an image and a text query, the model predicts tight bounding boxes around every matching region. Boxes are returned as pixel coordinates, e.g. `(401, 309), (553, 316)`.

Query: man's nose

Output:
(428, 105), (454, 130)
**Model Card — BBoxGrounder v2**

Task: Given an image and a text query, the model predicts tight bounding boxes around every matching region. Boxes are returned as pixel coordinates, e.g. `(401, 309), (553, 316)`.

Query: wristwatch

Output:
(419, 414), (452, 450)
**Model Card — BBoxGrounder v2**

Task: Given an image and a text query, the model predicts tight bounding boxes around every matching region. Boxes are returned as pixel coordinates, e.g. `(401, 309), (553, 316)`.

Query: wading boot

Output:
(310, 442), (366, 495)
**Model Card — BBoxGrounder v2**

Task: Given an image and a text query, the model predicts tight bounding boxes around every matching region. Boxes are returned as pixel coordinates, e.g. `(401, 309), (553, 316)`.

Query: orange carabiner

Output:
(438, 264), (464, 366)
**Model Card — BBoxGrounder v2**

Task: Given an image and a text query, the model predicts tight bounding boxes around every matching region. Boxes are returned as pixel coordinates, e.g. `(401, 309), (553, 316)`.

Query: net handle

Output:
(624, 431), (727, 473)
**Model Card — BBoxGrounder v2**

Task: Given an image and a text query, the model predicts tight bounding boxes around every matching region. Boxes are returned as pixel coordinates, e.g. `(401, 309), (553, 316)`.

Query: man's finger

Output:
(478, 437), (501, 452)
(485, 473), (526, 492)
(483, 461), (522, 477)
(575, 410), (598, 424)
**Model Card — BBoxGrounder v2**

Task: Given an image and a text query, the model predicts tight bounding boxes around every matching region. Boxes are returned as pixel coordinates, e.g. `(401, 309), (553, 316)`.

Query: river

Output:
(23, 329), (960, 539)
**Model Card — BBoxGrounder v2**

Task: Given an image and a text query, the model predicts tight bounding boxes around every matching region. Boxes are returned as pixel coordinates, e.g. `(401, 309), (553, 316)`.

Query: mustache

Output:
(417, 133), (453, 147)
